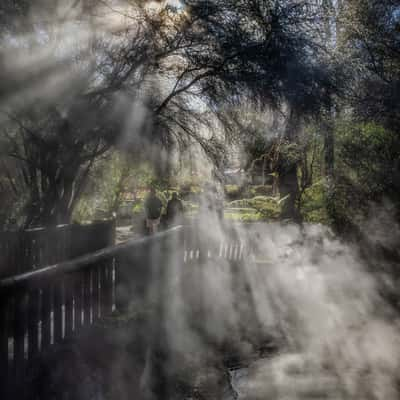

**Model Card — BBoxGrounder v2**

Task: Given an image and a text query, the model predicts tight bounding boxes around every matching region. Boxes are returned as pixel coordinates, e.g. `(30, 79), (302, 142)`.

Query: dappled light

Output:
(1, 0), (400, 399)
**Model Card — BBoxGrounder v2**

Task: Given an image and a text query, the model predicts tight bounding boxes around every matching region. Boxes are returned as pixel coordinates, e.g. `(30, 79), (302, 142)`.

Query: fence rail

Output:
(0, 223), (246, 399)
(0, 220), (116, 278)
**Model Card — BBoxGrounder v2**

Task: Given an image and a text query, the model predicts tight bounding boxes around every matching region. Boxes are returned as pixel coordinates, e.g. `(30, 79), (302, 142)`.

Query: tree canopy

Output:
(0, 0), (399, 229)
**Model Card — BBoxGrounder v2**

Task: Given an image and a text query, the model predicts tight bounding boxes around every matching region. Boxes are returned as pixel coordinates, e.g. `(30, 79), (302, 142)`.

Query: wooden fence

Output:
(183, 224), (245, 264)
(0, 220), (116, 278)
(0, 224), (246, 399)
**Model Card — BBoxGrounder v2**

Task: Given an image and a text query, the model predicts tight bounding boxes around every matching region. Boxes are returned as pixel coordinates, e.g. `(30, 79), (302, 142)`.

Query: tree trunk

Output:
(278, 110), (302, 222)
(279, 163), (301, 221)
(322, 112), (337, 225)
(262, 156), (266, 185)
(24, 166), (80, 228)
(323, 114), (334, 182)
(321, 0), (336, 183)
(56, 176), (76, 225)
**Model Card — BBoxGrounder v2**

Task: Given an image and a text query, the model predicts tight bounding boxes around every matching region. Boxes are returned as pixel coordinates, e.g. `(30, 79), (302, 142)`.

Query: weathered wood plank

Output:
(13, 292), (26, 383)
(41, 285), (52, 350)
(64, 277), (74, 339)
(0, 295), (9, 394)
(73, 275), (83, 332)
(53, 281), (63, 343)
(28, 289), (39, 360)
(92, 265), (100, 321)
(83, 269), (92, 326)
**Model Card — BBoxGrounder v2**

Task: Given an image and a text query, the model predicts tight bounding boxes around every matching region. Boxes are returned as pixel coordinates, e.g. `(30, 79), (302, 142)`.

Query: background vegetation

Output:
(0, 0), (398, 242)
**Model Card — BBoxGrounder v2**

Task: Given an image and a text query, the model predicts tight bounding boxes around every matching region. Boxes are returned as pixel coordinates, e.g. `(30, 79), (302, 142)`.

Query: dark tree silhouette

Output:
(178, 0), (340, 219)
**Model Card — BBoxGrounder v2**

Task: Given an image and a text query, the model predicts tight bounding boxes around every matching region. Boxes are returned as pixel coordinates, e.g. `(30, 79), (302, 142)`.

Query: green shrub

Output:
(73, 197), (97, 223)
(250, 196), (281, 219)
(227, 195), (281, 221)
(224, 184), (245, 200)
(300, 180), (330, 225)
(132, 201), (144, 215)
(331, 121), (400, 230)
(228, 199), (251, 208)
(248, 185), (273, 197)
(180, 184), (202, 200)
(224, 211), (263, 222)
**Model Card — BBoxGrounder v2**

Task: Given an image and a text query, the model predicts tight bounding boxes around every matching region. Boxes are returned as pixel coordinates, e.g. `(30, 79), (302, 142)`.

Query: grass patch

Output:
(300, 180), (330, 224)
(224, 210), (263, 222)
(228, 195), (281, 220)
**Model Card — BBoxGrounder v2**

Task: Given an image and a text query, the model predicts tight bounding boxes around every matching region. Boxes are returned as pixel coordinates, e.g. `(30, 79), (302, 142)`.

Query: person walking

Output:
(144, 187), (163, 234)
(200, 184), (224, 220)
(166, 192), (184, 226)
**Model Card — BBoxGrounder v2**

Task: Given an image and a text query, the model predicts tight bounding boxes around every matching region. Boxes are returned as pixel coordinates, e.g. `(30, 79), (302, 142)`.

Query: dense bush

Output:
(227, 196), (281, 221)
(224, 210), (262, 222)
(180, 184), (202, 202)
(332, 122), (400, 230)
(224, 185), (245, 201)
(299, 180), (331, 225)
(248, 185), (274, 197)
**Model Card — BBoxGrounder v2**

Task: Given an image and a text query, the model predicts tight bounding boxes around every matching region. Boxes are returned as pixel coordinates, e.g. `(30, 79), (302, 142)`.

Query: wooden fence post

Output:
(92, 266), (100, 321)
(83, 270), (92, 326)
(0, 295), (9, 396)
(73, 274), (83, 332)
(28, 289), (40, 360)
(13, 291), (26, 384)
(0, 226), (183, 399)
(53, 281), (63, 343)
(41, 285), (52, 350)
(100, 259), (113, 317)
(64, 277), (74, 339)
(114, 250), (131, 314)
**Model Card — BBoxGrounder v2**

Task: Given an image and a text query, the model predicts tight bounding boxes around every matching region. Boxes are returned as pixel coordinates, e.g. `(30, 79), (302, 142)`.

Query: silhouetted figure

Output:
(166, 192), (184, 226)
(200, 184), (224, 220)
(144, 187), (163, 234)
(213, 186), (224, 220)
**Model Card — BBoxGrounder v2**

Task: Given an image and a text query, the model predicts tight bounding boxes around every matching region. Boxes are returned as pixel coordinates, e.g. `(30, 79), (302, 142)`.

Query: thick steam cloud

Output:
(155, 215), (400, 400)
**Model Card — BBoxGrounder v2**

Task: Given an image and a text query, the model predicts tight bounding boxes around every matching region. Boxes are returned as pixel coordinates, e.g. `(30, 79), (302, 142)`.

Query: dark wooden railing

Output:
(0, 220), (116, 278)
(0, 223), (246, 399)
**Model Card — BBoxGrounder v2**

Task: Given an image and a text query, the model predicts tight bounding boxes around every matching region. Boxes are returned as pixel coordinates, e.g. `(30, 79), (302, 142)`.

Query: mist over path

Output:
(13, 220), (399, 400)
(161, 221), (400, 400)
(0, 1), (399, 399)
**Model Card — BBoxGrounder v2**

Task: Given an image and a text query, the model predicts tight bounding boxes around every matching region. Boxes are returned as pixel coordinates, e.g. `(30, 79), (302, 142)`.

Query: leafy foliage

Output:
(228, 195), (281, 220)
(1, 0), (399, 233)
(330, 121), (400, 230)
(299, 180), (331, 225)
(340, 0), (400, 132)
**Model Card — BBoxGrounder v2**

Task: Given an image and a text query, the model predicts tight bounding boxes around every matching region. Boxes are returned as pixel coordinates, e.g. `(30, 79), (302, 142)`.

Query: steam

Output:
(0, 1), (147, 111)
(145, 212), (400, 399)
(0, 4), (93, 109)
(2, 2), (400, 399)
